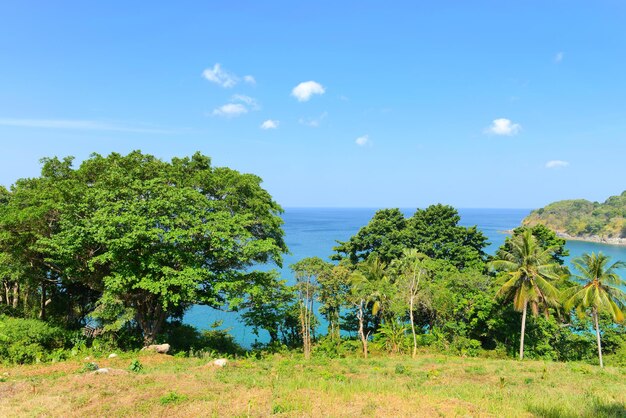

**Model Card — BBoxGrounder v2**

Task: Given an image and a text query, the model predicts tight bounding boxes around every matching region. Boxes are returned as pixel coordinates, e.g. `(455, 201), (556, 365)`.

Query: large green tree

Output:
(333, 205), (488, 270)
(489, 230), (562, 360)
(5, 151), (288, 345)
(407, 204), (489, 270)
(564, 252), (625, 367)
(333, 208), (409, 264)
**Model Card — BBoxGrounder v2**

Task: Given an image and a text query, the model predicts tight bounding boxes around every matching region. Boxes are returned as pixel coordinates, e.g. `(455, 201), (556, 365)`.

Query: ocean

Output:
(184, 208), (626, 346)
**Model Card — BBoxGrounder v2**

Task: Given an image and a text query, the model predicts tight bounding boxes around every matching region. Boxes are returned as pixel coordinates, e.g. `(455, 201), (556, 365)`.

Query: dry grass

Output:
(1, 352), (625, 417)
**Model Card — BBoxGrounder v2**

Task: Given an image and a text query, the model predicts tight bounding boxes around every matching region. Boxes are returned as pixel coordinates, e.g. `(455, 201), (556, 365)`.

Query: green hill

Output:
(523, 191), (626, 243)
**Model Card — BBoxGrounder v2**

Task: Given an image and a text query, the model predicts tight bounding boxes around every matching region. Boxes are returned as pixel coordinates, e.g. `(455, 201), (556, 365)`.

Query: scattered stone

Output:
(212, 358), (228, 367)
(143, 343), (170, 354)
(89, 367), (128, 376)
(108, 353), (118, 359)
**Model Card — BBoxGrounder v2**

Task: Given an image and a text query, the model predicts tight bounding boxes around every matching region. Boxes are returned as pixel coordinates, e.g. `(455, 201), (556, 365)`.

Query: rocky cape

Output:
(522, 191), (626, 246)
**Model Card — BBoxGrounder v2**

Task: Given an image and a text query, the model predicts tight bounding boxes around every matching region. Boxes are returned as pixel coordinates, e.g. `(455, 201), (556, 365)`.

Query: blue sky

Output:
(1, 1), (625, 208)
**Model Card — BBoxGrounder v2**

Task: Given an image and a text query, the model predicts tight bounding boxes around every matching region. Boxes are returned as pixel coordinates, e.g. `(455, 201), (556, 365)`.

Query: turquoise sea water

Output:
(184, 208), (626, 347)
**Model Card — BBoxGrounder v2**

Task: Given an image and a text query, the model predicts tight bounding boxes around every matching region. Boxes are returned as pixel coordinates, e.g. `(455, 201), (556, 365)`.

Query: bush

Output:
(129, 359), (143, 373)
(158, 320), (244, 356)
(313, 336), (361, 358)
(451, 336), (482, 357)
(0, 315), (69, 364)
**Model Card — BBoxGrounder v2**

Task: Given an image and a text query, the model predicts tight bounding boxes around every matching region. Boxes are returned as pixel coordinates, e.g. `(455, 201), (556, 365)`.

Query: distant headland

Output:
(522, 191), (626, 246)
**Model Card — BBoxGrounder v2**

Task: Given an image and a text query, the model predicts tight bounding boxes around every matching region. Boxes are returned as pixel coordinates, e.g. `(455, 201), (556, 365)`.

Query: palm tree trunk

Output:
(519, 301), (527, 360)
(593, 308), (603, 368)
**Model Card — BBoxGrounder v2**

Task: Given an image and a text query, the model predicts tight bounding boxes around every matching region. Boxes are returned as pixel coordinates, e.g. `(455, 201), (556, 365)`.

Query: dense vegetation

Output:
(1, 152), (625, 373)
(523, 191), (626, 239)
(0, 151), (287, 351)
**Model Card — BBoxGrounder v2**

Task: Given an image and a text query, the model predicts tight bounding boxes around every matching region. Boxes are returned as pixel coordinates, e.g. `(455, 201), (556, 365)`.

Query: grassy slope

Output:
(523, 191), (626, 239)
(1, 352), (625, 417)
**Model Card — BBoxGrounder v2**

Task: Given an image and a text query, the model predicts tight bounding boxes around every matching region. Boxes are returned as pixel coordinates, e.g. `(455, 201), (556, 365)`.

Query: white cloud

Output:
(292, 81), (325, 102)
(243, 75), (256, 85)
(355, 135), (370, 146)
(0, 118), (175, 134)
(545, 160), (569, 169)
(554, 52), (564, 63)
(485, 118), (521, 136)
(202, 63), (239, 88)
(231, 94), (259, 110)
(212, 103), (248, 117)
(260, 119), (279, 130)
(299, 111), (327, 127)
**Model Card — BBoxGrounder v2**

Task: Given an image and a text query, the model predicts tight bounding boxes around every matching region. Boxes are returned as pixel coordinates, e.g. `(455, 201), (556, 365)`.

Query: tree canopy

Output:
(333, 204), (489, 270)
(0, 151), (288, 344)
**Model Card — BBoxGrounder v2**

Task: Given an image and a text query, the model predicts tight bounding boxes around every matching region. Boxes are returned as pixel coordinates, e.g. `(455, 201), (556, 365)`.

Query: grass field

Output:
(1, 352), (625, 417)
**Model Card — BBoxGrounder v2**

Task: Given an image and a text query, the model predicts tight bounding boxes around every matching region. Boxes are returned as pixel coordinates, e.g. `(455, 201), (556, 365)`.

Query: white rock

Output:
(108, 353), (118, 359)
(143, 343), (170, 354)
(94, 368), (109, 374)
(212, 358), (228, 367)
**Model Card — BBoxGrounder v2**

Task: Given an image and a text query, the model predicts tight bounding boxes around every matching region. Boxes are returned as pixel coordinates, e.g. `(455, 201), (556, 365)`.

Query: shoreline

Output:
(501, 229), (626, 247)
(555, 232), (626, 247)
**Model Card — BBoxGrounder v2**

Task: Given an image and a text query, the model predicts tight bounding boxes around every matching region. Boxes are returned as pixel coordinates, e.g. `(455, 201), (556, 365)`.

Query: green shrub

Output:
(158, 320), (244, 356)
(129, 359), (143, 373)
(160, 391), (187, 405)
(451, 337), (481, 357)
(81, 362), (99, 372)
(0, 316), (68, 364)
(313, 336), (362, 358)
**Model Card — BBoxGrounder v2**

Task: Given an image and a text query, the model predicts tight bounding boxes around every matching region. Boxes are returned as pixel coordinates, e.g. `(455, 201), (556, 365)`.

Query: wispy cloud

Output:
(545, 160), (569, 169)
(484, 118), (521, 136)
(299, 111), (328, 127)
(231, 94), (260, 110)
(355, 134), (370, 146)
(260, 120), (279, 130)
(211, 95), (260, 118)
(212, 103), (248, 117)
(0, 118), (177, 134)
(202, 63), (248, 88)
(292, 81), (325, 102)
(554, 52), (564, 63)
(243, 75), (256, 85)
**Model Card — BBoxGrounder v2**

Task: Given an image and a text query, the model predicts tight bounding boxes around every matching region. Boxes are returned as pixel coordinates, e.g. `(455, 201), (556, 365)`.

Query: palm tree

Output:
(564, 252), (625, 368)
(490, 230), (562, 360)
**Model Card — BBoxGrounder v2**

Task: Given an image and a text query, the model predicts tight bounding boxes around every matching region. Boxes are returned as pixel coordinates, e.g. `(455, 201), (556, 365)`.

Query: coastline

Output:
(554, 232), (626, 247)
(502, 229), (626, 247)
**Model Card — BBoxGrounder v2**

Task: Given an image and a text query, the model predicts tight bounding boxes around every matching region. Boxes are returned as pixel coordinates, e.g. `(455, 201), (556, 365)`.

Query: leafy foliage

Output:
(333, 204), (489, 270)
(0, 316), (68, 364)
(0, 151), (288, 345)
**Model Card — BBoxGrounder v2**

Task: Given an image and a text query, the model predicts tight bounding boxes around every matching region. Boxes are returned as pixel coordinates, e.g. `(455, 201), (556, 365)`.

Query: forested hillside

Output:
(523, 191), (626, 243)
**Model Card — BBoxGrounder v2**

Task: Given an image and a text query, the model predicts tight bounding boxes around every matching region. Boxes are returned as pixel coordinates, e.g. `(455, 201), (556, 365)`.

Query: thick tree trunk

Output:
(593, 308), (604, 368)
(519, 301), (527, 360)
(410, 296), (417, 358)
(136, 302), (167, 346)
